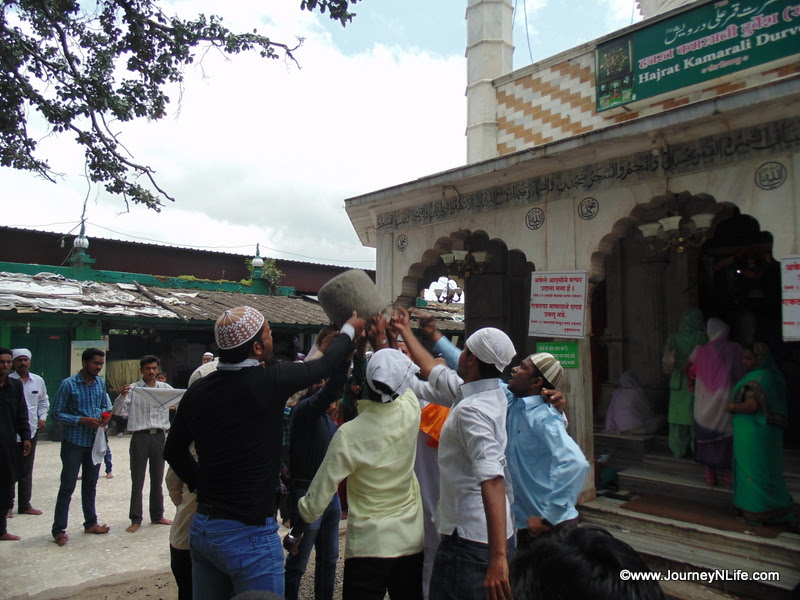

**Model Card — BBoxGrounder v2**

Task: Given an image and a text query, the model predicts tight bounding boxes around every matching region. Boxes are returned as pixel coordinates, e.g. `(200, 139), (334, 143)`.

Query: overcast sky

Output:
(2, 0), (642, 270)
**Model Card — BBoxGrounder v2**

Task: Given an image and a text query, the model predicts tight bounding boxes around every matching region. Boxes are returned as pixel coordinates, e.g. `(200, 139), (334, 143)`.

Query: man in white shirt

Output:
(115, 354), (174, 533)
(9, 348), (48, 516)
(427, 328), (516, 600)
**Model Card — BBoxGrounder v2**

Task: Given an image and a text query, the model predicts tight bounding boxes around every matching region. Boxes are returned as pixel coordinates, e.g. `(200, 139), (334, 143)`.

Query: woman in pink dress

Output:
(689, 318), (744, 486)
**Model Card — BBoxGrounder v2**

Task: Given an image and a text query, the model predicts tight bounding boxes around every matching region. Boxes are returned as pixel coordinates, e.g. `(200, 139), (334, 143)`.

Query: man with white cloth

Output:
(115, 354), (174, 533)
(294, 348), (425, 600)
(51, 347), (112, 546)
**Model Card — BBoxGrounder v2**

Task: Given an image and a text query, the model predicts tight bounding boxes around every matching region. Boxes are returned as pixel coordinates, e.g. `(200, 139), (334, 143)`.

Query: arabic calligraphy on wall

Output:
(526, 208), (545, 230)
(395, 234), (409, 252)
(754, 161), (787, 190)
(375, 116), (800, 232)
(578, 197), (600, 220)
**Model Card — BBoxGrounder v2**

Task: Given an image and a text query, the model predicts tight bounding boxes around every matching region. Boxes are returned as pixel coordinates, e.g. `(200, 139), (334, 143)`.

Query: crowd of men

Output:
(0, 304), (666, 600)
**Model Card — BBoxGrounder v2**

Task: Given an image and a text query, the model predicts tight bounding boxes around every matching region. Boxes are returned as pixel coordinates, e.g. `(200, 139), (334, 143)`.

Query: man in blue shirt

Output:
(51, 347), (112, 546)
(505, 352), (589, 550)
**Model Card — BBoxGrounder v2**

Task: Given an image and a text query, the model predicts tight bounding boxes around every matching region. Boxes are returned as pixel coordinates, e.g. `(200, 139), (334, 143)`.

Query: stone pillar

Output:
(465, 0), (514, 164)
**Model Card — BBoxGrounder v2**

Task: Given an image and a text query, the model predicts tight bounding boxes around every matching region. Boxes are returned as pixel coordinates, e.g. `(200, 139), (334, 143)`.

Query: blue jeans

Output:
(285, 492), (340, 600)
(429, 532), (515, 600)
(189, 513), (285, 599)
(52, 441), (101, 537)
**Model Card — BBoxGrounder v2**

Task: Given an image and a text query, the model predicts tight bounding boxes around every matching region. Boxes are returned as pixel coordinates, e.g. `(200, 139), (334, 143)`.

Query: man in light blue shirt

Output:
(393, 314), (583, 552)
(505, 352), (589, 550)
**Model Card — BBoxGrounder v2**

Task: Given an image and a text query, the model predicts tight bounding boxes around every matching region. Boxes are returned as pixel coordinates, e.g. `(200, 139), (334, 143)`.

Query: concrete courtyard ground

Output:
(0, 435), (345, 600)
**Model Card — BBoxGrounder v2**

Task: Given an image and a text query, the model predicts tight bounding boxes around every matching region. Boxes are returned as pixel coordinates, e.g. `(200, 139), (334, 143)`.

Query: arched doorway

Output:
(591, 190), (798, 460)
(398, 230), (535, 362)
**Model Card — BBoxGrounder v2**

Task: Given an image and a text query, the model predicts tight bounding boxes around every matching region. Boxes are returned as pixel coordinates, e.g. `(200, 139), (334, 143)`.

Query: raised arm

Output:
(274, 313), (365, 397)
(390, 306), (439, 378)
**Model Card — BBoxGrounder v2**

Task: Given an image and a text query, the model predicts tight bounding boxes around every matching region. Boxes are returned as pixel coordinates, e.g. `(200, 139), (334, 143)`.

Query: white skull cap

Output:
(465, 328), (516, 372)
(366, 348), (420, 403)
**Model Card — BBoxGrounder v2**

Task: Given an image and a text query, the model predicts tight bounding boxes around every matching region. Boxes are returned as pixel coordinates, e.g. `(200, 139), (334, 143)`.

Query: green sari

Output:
(664, 308), (707, 458)
(731, 346), (794, 524)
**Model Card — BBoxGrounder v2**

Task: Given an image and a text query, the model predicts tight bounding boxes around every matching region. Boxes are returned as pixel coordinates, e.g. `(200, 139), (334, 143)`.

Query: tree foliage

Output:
(0, 0), (360, 210)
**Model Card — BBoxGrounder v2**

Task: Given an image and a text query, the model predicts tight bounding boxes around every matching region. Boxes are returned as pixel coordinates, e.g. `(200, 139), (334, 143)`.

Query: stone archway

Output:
(396, 229), (535, 362)
(588, 190), (782, 426)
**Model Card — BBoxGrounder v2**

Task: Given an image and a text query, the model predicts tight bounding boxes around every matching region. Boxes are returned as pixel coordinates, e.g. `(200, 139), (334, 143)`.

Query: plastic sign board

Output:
(596, 0), (800, 111)
(536, 341), (580, 368)
(529, 272), (588, 339)
(782, 256), (800, 341)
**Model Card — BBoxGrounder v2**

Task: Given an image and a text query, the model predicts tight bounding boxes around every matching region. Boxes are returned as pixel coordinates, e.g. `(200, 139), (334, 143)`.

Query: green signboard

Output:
(536, 341), (579, 369)
(596, 0), (800, 111)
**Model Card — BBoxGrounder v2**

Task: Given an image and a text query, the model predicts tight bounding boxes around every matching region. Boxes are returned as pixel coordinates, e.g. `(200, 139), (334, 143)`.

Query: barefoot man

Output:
(51, 348), (112, 546)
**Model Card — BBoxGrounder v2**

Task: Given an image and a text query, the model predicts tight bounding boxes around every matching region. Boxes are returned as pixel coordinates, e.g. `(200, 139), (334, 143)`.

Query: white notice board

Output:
(781, 256), (800, 341)
(528, 271), (588, 339)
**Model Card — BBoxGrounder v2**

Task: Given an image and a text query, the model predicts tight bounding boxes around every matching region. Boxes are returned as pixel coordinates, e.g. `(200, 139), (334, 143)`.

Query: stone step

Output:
(618, 467), (734, 507)
(639, 453), (800, 499)
(579, 496), (800, 599)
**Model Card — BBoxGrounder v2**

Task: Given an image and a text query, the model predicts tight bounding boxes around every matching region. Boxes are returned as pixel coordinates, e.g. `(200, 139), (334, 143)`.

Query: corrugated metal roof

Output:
(0, 271), (464, 332)
(0, 271), (176, 319)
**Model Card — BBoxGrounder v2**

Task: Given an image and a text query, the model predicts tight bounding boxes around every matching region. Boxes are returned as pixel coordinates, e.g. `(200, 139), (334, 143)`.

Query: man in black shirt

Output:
(284, 358), (348, 600)
(165, 306), (363, 599)
(0, 347), (31, 541)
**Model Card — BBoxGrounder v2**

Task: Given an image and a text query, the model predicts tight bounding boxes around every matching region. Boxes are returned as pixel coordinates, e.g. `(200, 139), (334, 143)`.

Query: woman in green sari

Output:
(728, 343), (795, 526)
(663, 308), (707, 458)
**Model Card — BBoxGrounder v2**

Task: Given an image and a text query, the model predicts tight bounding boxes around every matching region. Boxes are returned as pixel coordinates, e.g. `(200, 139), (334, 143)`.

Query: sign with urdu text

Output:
(781, 256), (800, 341)
(596, 0), (800, 111)
(528, 272), (588, 339)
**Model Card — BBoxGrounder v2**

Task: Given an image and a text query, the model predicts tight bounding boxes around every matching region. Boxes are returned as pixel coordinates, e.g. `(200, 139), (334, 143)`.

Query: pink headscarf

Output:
(693, 318), (743, 394)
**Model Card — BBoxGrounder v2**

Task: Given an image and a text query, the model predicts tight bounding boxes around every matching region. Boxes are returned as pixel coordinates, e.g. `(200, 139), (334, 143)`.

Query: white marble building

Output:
(345, 0), (800, 501)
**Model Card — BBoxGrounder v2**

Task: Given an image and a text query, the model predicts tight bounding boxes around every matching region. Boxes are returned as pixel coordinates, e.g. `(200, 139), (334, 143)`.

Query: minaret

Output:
(465, 0), (514, 164)
(70, 222), (95, 273)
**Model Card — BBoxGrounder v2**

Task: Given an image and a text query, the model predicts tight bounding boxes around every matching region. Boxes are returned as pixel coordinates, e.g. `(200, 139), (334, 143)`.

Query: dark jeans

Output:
(170, 544), (193, 600)
(284, 491), (340, 600)
(342, 552), (423, 600)
(52, 441), (101, 536)
(129, 430), (166, 524)
(189, 513), (285, 599)
(429, 533), (515, 600)
(15, 434), (37, 512)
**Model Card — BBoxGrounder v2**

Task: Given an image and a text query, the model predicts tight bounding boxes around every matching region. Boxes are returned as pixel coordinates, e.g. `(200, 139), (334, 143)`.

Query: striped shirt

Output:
(52, 372), (112, 447)
(116, 379), (174, 431)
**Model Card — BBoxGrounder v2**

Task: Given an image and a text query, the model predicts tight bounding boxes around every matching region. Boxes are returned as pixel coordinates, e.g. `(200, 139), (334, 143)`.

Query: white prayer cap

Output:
(214, 306), (265, 350)
(366, 348), (420, 403)
(203, 351), (214, 358)
(528, 352), (564, 388)
(12, 348), (31, 360)
(465, 328), (516, 372)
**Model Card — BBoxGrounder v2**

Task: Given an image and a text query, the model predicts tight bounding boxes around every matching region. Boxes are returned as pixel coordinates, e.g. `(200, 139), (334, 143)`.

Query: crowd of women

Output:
(665, 310), (794, 527)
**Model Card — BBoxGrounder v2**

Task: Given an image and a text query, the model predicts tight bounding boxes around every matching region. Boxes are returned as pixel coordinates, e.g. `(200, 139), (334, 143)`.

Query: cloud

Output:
(1, 3), (466, 268)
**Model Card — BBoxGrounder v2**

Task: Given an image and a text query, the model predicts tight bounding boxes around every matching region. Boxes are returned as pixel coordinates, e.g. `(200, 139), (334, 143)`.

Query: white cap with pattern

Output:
(214, 306), (265, 350)
(529, 352), (564, 388)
